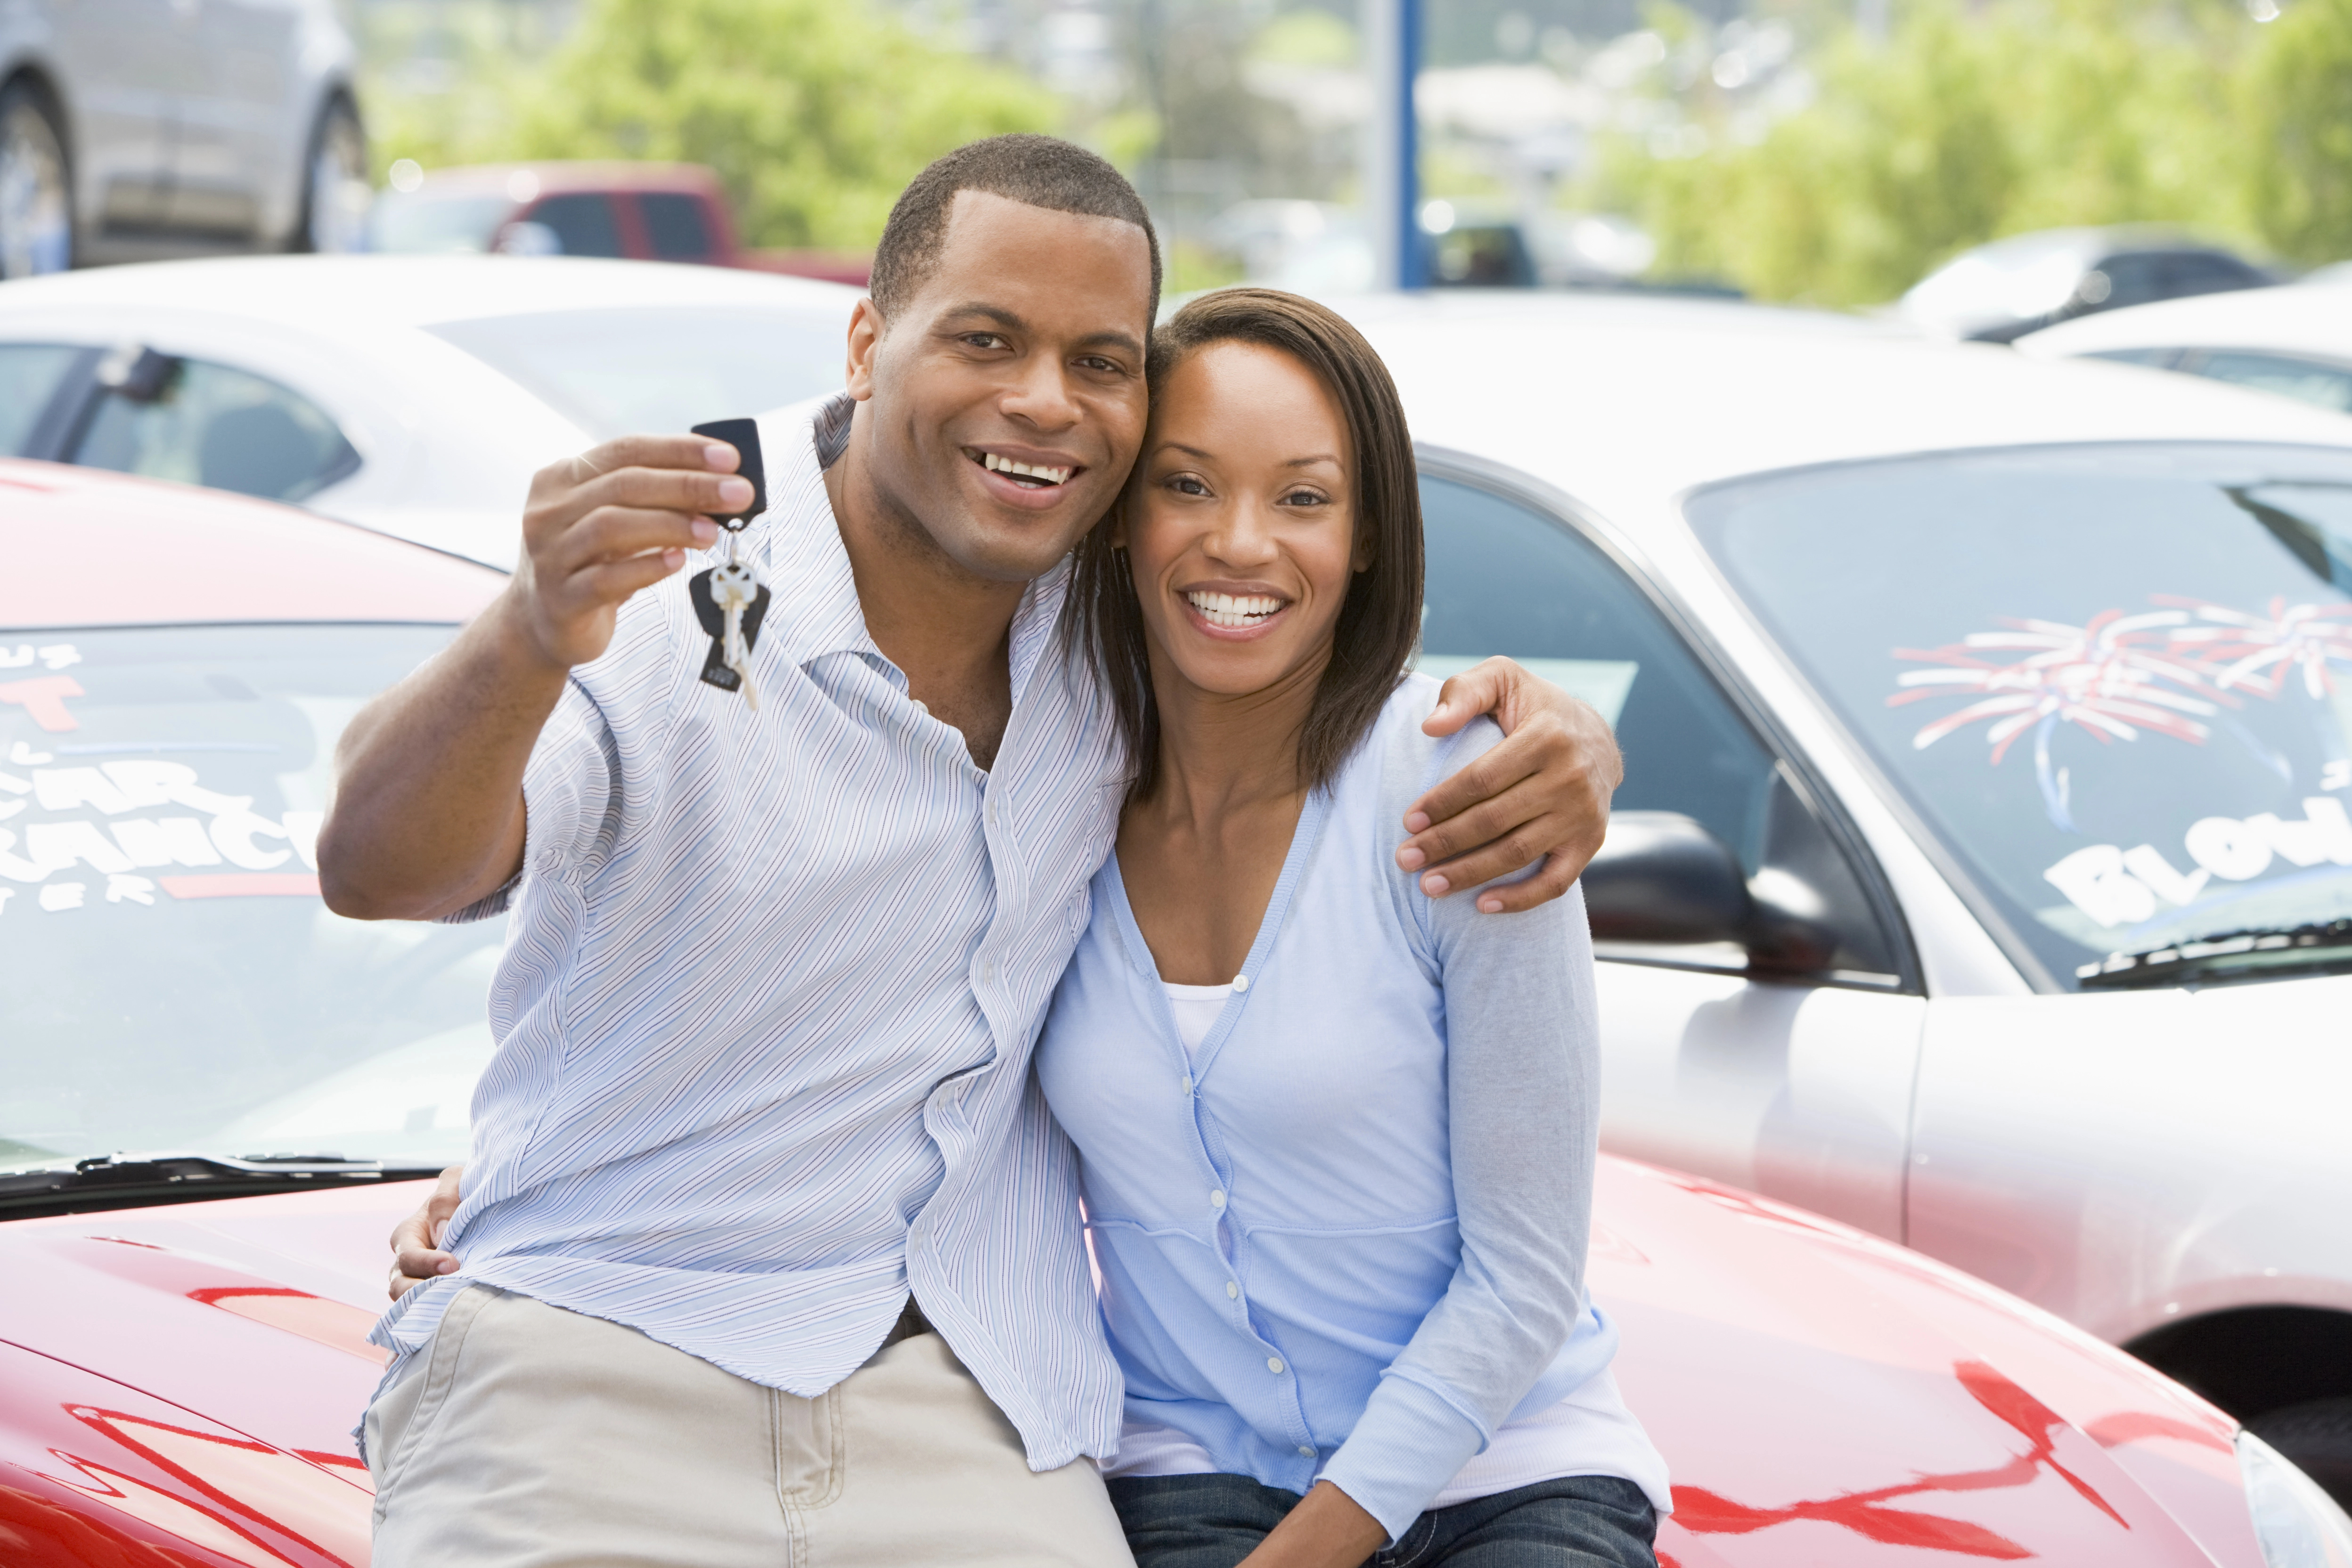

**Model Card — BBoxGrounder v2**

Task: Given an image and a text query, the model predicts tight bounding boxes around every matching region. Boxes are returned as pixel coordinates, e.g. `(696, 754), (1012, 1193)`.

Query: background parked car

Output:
(0, 253), (859, 567)
(2015, 283), (2352, 415)
(370, 160), (874, 286)
(1330, 292), (2352, 1504)
(1903, 227), (2276, 343)
(0, 460), (2339, 1563)
(0, 0), (368, 278)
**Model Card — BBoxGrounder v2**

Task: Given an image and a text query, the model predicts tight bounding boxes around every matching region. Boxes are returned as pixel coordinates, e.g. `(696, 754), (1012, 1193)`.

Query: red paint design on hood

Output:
(0, 1165), (2271, 1567)
(0, 1339), (368, 1568)
(1665, 1359), (2149, 1560)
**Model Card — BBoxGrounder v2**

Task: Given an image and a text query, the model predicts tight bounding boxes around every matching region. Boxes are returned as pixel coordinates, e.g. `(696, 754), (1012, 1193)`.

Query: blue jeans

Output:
(1107, 1473), (1659, 1568)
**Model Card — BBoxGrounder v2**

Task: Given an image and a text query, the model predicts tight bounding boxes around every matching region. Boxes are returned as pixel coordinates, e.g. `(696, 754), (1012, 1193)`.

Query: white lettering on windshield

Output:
(0, 756), (314, 896)
(2044, 798), (2352, 929)
(106, 874), (156, 906)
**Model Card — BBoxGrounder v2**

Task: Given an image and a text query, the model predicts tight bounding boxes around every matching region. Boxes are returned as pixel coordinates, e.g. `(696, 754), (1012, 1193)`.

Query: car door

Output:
(48, 0), (187, 236)
(1417, 463), (1926, 1239)
(166, 0), (299, 238)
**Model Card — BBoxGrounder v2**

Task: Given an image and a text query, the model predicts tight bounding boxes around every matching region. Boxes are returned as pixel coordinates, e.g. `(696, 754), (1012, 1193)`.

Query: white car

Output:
(0, 0), (367, 276)
(2017, 282), (2352, 416)
(1330, 293), (2352, 1502)
(1899, 227), (2276, 343)
(0, 254), (861, 565)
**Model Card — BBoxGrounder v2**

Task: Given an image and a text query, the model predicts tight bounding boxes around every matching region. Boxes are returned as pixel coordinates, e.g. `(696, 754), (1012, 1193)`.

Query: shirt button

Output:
(1209, 1190), (1226, 1209)
(1267, 1356), (1286, 1374)
(911, 699), (928, 718)
(1182, 1074), (1194, 1094)
(1298, 1445), (1315, 1457)
(1231, 974), (1250, 992)
(1226, 1281), (1239, 1299)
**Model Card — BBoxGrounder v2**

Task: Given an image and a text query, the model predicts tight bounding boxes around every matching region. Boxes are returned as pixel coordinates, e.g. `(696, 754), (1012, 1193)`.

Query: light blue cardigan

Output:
(1034, 676), (1660, 1538)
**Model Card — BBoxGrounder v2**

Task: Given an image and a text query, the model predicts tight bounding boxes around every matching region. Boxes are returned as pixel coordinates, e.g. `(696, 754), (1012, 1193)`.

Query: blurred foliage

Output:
(1165, 238), (1249, 295)
(1590, 0), (2352, 305)
(2242, 0), (2352, 265)
(359, 3), (549, 177)
(1251, 10), (1361, 66)
(363, 0), (1058, 251)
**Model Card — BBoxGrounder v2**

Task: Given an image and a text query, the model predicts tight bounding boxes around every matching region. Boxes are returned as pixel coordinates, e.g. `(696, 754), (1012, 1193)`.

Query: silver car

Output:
(1342, 293), (2352, 1503)
(0, 0), (366, 278)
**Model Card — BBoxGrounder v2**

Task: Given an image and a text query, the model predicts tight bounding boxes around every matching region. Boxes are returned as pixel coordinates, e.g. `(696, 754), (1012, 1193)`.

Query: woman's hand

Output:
(1398, 657), (1624, 913)
(1236, 1481), (1388, 1568)
(387, 1164), (466, 1300)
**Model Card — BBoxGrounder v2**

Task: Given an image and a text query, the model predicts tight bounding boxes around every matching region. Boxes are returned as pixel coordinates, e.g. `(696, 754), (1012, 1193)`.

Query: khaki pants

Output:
(366, 1285), (1135, 1568)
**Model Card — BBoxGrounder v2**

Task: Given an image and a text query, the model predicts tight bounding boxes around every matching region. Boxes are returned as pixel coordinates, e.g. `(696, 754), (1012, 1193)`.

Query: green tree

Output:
(1614, 3), (2017, 303)
(507, 0), (1059, 251)
(1598, 0), (2270, 306)
(2241, 0), (2352, 264)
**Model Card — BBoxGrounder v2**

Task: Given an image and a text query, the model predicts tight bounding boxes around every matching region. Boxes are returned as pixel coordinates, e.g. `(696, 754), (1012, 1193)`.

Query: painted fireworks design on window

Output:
(1890, 597), (2352, 833)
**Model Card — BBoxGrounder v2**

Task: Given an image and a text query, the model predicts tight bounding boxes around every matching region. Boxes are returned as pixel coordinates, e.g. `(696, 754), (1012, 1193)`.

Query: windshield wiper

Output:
(2077, 918), (2352, 989)
(0, 1152), (447, 1220)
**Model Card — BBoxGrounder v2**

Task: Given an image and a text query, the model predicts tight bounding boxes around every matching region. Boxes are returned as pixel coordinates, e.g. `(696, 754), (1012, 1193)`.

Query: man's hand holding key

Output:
(505, 435), (752, 672)
(317, 435), (751, 925)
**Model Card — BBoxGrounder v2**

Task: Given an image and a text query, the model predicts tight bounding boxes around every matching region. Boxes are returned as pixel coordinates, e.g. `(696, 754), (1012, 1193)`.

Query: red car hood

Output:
(0, 1161), (2261, 1567)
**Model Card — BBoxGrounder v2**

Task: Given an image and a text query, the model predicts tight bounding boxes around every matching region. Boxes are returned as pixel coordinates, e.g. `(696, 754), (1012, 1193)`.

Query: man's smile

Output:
(964, 447), (1082, 490)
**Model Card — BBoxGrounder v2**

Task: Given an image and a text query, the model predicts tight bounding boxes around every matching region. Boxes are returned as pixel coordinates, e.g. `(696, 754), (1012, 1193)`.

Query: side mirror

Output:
(1582, 811), (1839, 976)
(1583, 812), (1751, 946)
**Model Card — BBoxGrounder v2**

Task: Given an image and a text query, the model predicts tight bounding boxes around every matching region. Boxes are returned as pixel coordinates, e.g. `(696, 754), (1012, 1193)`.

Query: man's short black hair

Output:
(869, 134), (1161, 327)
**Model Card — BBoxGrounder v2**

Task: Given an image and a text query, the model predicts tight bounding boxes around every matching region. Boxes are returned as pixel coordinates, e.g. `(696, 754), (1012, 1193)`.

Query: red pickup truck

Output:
(368, 161), (872, 285)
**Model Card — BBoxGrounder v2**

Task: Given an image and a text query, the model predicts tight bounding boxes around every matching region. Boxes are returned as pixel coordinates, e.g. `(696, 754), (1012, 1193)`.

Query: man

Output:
(327, 134), (1621, 1566)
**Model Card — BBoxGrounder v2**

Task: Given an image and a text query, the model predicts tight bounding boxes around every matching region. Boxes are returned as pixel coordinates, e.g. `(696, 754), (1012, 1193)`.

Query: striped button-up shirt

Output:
(369, 396), (1130, 1469)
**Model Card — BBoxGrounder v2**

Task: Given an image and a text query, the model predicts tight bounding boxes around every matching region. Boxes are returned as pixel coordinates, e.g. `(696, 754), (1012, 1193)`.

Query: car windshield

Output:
(1687, 444), (2352, 988)
(370, 192), (513, 254)
(426, 307), (847, 438)
(0, 624), (503, 1172)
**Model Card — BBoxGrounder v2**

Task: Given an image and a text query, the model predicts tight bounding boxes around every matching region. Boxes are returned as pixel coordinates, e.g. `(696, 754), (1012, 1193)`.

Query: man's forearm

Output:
(318, 593), (570, 921)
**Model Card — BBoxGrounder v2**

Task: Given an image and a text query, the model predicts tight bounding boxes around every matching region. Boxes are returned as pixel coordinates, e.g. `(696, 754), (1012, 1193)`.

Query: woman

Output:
(1040, 288), (1669, 1568)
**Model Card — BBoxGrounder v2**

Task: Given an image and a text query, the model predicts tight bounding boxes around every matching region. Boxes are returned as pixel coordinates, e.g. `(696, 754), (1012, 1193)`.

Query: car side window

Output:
(2185, 351), (2352, 415)
(2086, 347), (2186, 371)
(525, 193), (623, 258)
(0, 343), (86, 455)
(2093, 253), (2170, 310)
(70, 358), (360, 503)
(639, 193), (713, 261)
(2161, 252), (2265, 295)
(1418, 474), (1900, 977)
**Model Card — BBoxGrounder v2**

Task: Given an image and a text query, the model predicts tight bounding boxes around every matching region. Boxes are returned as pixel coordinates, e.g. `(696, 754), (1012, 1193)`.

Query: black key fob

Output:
(691, 417), (767, 528)
(688, 568), (772, 693)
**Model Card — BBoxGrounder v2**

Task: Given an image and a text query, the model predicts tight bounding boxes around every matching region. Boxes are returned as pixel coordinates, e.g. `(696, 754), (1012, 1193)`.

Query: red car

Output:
(367, 161), (873, 286)
(3, 463), (2347, 1567)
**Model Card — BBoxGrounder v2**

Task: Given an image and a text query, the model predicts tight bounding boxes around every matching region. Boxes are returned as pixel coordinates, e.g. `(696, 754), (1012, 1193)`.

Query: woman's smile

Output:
(1178, 584), (1294, 639)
